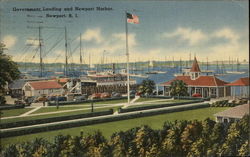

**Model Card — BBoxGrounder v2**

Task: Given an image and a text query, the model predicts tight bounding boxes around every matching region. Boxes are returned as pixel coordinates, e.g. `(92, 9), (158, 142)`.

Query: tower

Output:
(190, 57), (201, 80)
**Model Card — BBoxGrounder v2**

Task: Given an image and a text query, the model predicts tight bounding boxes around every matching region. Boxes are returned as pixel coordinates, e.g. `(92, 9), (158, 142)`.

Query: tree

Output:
(169, 80), (188, 97)
(0, 42), (20, 104)
(138, 79), (155, 96)
(181, 120), (203, 155)
(219, 123), (241, 156)
(134, 125), (159, 157)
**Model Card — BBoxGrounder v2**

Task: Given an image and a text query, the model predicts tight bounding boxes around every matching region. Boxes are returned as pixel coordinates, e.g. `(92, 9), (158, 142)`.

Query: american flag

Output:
(127, 13), (139, 24)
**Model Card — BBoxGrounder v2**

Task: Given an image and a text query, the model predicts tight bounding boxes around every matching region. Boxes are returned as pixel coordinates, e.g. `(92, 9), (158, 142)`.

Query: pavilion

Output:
(160, 57), (230, 98)
(226, 77), (249, 98)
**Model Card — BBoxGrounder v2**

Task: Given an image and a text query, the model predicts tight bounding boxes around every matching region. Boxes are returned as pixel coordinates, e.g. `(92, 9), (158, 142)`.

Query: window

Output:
(211, 88), (217, 95)
(217, 116), (222, 122)
(223, 118), (228, 123)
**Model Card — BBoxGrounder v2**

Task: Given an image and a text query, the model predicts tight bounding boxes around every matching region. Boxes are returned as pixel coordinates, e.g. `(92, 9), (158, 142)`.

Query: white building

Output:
(214, 104), (249, 123)
(23, 80), (63, 97)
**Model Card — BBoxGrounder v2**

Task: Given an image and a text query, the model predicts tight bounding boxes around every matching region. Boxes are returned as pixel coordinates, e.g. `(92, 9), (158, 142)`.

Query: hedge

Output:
(119, 100), (204, 113)
(0, 109), (113, 129)
(140, 95), (172, 99)
(48, 96), (133, 106)
(0, 104), (25, 110)
(0, 103), (209, 138)
(210, 99), (247, 107)
(140, 95), (208, 101)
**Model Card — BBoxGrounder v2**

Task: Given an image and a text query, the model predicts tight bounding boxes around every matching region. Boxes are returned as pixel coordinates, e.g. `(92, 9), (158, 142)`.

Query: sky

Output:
(1, 0), (249, 64)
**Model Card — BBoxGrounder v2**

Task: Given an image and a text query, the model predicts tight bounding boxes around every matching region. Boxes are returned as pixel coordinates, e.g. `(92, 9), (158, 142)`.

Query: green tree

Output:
(138, 79), (155, 96)
(0, 42), (20, 104)
(219, 123), (241, 156)
(161, 120), (188, 156)
(81, 131), (111, 157)
(134, 125), (159, 157)
(1, 145), (19, 157)
(181, 120), (203, 155)
(188, 138), (206, 157)
(169, 80), (188, 97)
(238, 140), (249, 156)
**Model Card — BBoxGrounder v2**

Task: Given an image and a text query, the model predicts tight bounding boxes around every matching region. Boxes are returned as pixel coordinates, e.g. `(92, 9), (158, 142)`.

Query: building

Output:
(22, 80), (63, 97)
(160, 57), (230, 98)
(226, 77), (249, 98)
(80, 72), (136, 87)
(214, 104), (249, 123)
(8, 78), (48, 98)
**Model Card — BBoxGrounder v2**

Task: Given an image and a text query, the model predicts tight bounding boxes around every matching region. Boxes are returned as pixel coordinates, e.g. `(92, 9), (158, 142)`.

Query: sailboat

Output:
(173, 58), (184, 76)
(226, 58), (245, 74)
(214, 60), (227, 76)
(145, 60), (167, 74)
(201, 57), (214, 75)
(145, 60), (157, 74)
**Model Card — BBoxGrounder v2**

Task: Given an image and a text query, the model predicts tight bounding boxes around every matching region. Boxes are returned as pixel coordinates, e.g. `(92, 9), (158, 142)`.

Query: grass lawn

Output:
(1, 105), (122, 124)
(32, 106), (88, 114)
(1, 107), (229, 146)
(129, 99), (193, 108)
(135, 97), (165, 102)
(0, 108), (33, 118)
(64, 99), (128, 106)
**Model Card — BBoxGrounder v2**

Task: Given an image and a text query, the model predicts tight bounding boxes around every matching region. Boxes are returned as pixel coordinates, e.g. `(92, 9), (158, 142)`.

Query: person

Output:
(43, 101), (45, 106)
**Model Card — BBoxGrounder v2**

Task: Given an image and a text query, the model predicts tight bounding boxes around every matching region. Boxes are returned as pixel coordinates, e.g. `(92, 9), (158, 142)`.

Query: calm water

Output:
(23, 65), (249, 85)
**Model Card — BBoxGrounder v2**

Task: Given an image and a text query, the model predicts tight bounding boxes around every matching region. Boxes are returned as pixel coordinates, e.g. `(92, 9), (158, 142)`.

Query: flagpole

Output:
(125, 11), (130, 105)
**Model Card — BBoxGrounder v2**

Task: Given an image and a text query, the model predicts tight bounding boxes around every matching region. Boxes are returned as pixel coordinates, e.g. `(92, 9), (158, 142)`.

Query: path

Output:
(1, 98), (172, 120)
(20, 106), (42, 117)
(1, 102), (208, 132)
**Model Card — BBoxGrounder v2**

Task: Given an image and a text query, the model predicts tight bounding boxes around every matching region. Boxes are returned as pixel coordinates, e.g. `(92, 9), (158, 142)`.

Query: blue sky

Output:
(1, 0), (249, 64)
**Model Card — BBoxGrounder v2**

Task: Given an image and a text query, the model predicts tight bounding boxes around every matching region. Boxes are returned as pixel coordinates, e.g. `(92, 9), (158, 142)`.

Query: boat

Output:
(226, 71), (245, 74)
(145, 60), (166, 74)
(226, 58), (245, 74)
(129, 73), (149, 78)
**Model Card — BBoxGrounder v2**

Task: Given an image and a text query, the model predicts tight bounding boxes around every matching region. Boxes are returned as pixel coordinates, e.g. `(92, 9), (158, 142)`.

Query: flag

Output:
(127, 13), (139, 24)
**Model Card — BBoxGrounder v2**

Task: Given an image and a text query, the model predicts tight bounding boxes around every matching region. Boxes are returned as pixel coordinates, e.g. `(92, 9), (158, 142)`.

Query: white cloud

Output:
(112, 33), (137, 47)
(3, 35), (17, 48)
(81, 28), (103, 44)
(212, 27), (239, 43)
(163, 27), (207, 46)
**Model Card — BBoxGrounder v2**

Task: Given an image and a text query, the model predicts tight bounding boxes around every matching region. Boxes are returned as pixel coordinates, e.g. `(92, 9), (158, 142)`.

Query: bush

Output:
(48, 97), (129, 106)
(0, 110), (113, 129)
(119, 100), (204, 113)
(210, 99), (245, 107)
(0, 103), (210, 138)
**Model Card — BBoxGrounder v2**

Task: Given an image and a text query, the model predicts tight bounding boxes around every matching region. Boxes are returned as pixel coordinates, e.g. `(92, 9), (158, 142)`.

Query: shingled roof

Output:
(161, 75), (228, 87)
(190, 57), (201, 72)
(214, 104), (249, 119)
(226, 77), (249, 86)
(28, 81), (62, 90)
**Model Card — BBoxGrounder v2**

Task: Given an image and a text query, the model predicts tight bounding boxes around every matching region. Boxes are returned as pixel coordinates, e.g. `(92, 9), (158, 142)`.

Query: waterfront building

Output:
(8, 78), (48, 98)
(226, 77), (249, 98)
(22, 80), (63, 97)
(160, 57), (230, 98)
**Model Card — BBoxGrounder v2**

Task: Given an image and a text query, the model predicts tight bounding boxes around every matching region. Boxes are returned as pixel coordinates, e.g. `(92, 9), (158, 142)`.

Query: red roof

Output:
(58, 78), (69, 83)
(190, 57), (201, 72)
(226, 77), (249, 86)
(161, 75), (228, 87)
(28, 81), (62, 90)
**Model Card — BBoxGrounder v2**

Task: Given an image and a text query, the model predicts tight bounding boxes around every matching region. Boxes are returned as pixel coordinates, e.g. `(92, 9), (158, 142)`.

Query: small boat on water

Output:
(226, 71), (245, 74)
(129, 73), (149, 78)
